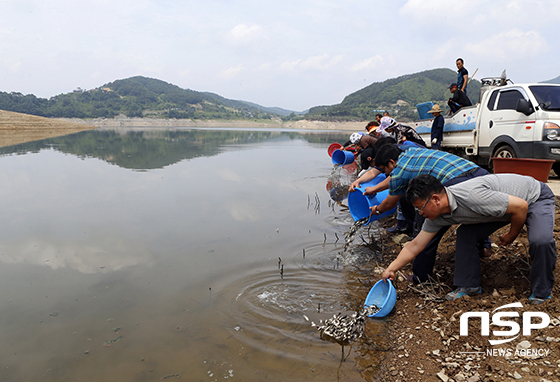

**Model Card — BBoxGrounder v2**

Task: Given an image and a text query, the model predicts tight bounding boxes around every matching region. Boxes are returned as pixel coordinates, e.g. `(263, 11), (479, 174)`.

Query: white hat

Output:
(379, 117), (395, 130)
(350, 132), (363, 144)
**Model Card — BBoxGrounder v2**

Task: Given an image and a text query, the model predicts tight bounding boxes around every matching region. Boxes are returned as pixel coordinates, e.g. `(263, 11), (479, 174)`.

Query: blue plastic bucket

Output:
(332, 149), (354, 165)
(364, 279), (397, 317)
(347, 174), (397, 225)
(416, 101), (434, 120)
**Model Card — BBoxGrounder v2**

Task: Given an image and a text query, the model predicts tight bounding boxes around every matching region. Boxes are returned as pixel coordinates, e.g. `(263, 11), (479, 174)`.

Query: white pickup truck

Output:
(413, 76), (560, 173)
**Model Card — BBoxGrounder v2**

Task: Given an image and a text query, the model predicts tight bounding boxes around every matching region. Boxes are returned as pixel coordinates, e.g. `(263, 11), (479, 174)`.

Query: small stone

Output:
(433, 349), (441, 356)
(455, 373), (466, 382)
(513, 371), (522, 379)
(517, 340), (531, 349)
(521, 367), (531, 373)
(437, 369), (449, 382)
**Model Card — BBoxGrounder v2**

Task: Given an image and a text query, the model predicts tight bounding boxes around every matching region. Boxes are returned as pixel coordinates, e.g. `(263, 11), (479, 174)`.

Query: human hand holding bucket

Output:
(347, 173), (396, 225)
(364, 279), (397, 318)
(331, 149), (355, 165)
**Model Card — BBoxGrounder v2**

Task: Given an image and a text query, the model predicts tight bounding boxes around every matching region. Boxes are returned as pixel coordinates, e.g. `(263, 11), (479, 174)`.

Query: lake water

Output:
(0, 127), (391, 382)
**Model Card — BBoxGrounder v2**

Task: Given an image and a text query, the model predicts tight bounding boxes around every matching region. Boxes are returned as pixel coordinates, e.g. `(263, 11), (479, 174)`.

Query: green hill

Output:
(0, 70), (483, 122)
(306, 68), (481, 121)
(0, 76), (281, 121)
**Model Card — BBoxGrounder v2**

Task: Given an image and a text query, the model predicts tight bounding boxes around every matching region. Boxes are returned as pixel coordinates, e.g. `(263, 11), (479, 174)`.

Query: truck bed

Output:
(412, 105), (478, 150)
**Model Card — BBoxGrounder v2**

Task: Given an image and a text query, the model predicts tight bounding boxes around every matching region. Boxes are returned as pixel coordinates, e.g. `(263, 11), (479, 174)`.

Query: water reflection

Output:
(0, 127), (348, 170)
(0, 127), (391, 382)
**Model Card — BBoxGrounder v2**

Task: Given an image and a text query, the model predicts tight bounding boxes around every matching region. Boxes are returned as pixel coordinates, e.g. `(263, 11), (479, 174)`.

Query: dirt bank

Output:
(0, 110), (95, 148)
(64, 116), (366, 131)
(371, 201), (560, 382)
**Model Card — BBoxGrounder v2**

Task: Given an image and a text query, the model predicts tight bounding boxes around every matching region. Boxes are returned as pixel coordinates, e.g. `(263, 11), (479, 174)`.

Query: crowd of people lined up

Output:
(341, 58), (556, 305)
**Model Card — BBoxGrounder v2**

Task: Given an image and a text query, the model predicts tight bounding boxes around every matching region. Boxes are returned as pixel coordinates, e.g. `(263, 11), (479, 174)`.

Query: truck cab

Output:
(477, 82), (560, 172)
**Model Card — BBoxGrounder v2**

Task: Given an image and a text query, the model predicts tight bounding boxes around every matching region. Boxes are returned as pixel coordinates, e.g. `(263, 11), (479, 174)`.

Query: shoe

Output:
(446, 286), (482, 301)
(529, 294), (552, 305)
(386, 221), (412, 235)
(404, 274), (421, 285)
(479, 247), (492, 259)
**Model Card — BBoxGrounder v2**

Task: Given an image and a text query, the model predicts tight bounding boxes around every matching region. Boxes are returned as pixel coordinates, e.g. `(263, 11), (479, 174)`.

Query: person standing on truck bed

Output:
(456, 58), (469, 95)
(427, 104), (444, 150)
(447, 83), (472, 113)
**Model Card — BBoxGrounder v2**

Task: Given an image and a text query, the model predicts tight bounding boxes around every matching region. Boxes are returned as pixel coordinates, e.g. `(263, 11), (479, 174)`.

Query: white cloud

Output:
(350, 55), (385, 72)
(218, 65), (244, 80)
(228, 23), (266, 44)
(216, 168), (243, 182)
(301, 54), (343, 70)
(280, 59), (302, 71)
(465, 29), (548, 59)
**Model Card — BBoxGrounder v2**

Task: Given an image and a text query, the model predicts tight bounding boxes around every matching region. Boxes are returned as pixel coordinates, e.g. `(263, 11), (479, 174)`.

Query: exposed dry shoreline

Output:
(0, 110), (95, 148)
(65, 116), (366, 131)
(0, 109), (365, 147)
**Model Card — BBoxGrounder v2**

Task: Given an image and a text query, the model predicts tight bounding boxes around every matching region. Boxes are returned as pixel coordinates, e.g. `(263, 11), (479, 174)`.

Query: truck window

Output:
(486, 90), (499, 110)
(496, 90), (525, 110)
(529, 85), (560, 110)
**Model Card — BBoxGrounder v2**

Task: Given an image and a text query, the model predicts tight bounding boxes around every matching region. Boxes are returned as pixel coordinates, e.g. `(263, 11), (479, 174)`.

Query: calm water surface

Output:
(0, 127), (391, 382)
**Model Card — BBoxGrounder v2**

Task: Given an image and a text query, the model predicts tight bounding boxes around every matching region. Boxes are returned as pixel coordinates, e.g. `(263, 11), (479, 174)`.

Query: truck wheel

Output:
(493, 145), (516, 159)
(489, 145), (516, 170)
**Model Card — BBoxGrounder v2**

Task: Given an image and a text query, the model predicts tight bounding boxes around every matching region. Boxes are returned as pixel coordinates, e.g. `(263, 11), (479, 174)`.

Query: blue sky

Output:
(1, 0), (558, 111)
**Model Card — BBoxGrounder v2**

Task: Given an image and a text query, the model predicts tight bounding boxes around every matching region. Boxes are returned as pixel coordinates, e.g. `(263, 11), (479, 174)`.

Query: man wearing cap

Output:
(447, 83), (471, 114)
(378, 117), (426, 147)
(364, 121), (380, 136)
(427, 104), (445, 150)
(349, 131), (378, 150)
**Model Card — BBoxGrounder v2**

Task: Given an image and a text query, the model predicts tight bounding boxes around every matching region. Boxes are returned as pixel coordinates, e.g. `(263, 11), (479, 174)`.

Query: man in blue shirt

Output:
(456, 58), (468, 95)
(427, 104), (444, 150)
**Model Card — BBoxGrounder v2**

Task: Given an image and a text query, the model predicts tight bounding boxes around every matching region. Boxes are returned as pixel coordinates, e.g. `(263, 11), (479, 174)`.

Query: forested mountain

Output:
(0, 70), (483, 122)
(307, 68), (482, 121)
(0, 76), (281, 120)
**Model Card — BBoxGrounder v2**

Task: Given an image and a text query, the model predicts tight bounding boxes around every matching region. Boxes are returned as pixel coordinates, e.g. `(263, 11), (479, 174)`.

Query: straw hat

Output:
(427, 104), (443, 114)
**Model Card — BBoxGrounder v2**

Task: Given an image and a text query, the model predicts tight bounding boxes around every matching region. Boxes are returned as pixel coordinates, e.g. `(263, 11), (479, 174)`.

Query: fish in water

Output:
(307, 304), (380, 345)
(343, 217), (368, 251)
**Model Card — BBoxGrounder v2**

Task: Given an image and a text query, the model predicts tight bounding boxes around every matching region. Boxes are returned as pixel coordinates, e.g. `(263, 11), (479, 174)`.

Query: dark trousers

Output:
(402, 167), (491, 283)
(454, 183), (556, 298)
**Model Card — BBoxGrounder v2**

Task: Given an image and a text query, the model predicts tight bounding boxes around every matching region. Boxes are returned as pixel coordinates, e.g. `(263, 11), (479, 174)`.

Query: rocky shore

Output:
(372, 205), (560, 382)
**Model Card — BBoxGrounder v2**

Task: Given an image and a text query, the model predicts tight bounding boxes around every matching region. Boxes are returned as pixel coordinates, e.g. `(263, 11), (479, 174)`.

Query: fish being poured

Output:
(305, 304), (380, 345)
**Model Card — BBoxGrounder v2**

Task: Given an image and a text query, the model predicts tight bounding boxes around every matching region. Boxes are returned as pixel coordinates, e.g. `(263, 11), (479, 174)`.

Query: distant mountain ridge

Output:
(542, 75), (560, 84)
(307, 68), (482, 121)
(6, 68), (557, 123)
(0, 76), (291, 121)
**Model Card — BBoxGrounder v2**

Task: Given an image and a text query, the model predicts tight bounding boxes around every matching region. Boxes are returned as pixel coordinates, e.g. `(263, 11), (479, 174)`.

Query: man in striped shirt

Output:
(367, 144), (490, 283)
(382, 174), (556, 304)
